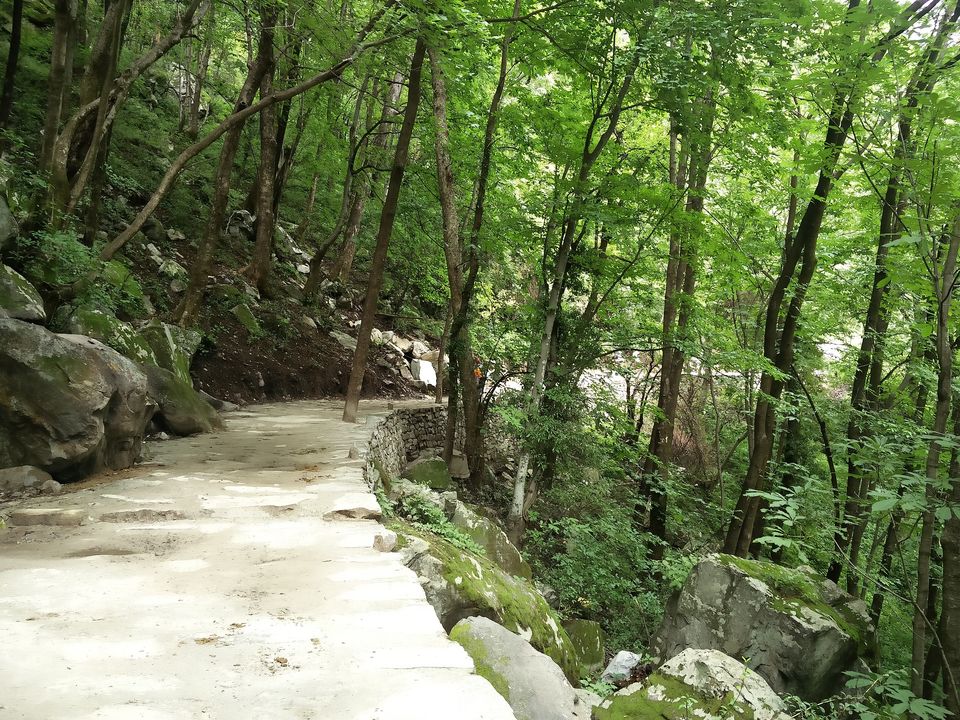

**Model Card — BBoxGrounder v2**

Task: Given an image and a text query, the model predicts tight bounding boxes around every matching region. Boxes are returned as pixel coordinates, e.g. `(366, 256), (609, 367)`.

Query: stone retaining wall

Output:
(365, 406), (460, 488)
(364, 405), (518, 488)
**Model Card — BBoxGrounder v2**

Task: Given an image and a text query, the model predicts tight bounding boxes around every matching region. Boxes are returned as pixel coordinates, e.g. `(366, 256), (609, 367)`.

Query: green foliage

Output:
(396, 493), (484, 557)
(786, 670), (950, 720)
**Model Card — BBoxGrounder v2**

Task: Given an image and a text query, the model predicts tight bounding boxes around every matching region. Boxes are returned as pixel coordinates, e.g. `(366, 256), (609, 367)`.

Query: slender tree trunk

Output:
(0, 0), (24, 135)
(342, 39), (426, 423)
(246, 26), (279, 294)
(187, 21), (214, 139)
(174, 21), (273, 326)
(912, 217), (960, 698)
(40, 0), (77, 176)
(296, 172), (320, 243)
(509, 46), (640, 541)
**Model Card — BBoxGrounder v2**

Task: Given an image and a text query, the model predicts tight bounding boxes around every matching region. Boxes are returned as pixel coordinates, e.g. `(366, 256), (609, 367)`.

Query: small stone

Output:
(323, 493), (382, 520)
(39, 479), (62, 495)
(296, 263), (310, 274)
(9, 508), (86, 527)
(348, 446), (360, 459)
(373, 529), (397, 552)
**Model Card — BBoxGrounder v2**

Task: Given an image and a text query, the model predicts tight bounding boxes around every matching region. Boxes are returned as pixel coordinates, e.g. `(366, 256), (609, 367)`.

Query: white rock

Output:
(330, 331), (357, 352)
(412, 340), (430, 358)
(601, 650), (643, 684)
(373, 529), (397, 552)
(296, 263), (310, 274)
(410, 359), (437, 387)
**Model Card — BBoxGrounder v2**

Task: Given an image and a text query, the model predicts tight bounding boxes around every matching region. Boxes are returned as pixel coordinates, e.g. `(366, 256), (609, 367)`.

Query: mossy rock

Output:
(53, 305), (158, 366)
(144, 365), (223, 436)
(403, 457), (452, 490)
(594, 673), (755, 720)
(398, 520), (580, 684)
(654, 554), (875, 701)
(0, 264), (45, 323)
(139, 319), (201, 387)
(563, 619), (606, 675)
(230, 303), (261, 335)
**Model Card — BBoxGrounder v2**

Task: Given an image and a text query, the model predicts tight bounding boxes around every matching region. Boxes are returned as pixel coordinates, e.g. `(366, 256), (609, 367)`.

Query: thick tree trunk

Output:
(0, 0), (24, 134)
(342, 39), (426, 423)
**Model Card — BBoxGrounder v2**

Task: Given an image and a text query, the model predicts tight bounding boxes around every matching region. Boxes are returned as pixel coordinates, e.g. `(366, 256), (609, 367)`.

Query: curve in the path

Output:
(0, 400), (517, 720)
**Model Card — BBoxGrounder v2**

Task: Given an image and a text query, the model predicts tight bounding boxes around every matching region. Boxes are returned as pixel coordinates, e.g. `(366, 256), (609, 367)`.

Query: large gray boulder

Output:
(563, 619), (606, 675)
(0, 264), (45, 323)
(0, 195), (17, 253)
(653, 554), (874, 700)
(144, 365), (223, 436)
(595, 648), (789, 720)
(450, 616), (591, 720)
(0, 320), (152, 480)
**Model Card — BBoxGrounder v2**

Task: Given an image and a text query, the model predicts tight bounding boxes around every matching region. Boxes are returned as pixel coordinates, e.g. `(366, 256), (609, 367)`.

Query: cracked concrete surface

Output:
(0, 400), (516, 720)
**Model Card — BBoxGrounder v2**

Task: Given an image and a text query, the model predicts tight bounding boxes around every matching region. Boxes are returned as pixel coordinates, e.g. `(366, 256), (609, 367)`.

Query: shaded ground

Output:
(0, 400), (515, 720)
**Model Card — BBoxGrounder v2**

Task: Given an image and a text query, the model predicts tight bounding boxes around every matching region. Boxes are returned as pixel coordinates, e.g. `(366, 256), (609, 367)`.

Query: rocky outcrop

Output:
(0, 195), (17, 253)
(447, 498), (532, 579)
(0, 465), (61, 496)
(0, 264), (45, 322)
(53, 305), (157, 365)
(0, 320), (152, 480)
(654, 554), (875, 700)
(450, 616), (591, 720)
(397, 522), (579, 684)
(144, 365), (223, 436)
(596, 649), (789, 720)
(139, 320), (202, 386)
(403, 457), (453, 490)
(563, 619), (606, 675)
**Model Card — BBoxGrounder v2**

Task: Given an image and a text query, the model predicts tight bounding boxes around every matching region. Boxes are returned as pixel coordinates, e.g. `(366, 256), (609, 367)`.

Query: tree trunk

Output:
(40, 0), (77, 176)
(342, 38), (426, 423)
(912, 216), (960, 698)
(174, 20), (273, 326)
(509, 45), (640, 541)
(187, 19), (214, 139)
(245, 26), (279, 294)
(0, 0), (24, 134)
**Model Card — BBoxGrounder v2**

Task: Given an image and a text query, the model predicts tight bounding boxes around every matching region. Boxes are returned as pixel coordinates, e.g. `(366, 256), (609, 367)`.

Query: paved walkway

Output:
(0, 400), (516, 720)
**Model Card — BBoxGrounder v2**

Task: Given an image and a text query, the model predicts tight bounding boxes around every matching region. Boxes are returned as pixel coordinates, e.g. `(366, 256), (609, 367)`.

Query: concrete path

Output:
(0, 400), (517, 720)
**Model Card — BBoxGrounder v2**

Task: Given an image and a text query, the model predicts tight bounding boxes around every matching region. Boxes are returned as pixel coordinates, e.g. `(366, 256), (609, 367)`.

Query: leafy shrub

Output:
(396, 493), (484, 556)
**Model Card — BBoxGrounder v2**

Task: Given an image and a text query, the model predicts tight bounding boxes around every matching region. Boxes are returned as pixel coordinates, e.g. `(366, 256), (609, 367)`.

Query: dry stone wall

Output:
(365, 406), (461, 487)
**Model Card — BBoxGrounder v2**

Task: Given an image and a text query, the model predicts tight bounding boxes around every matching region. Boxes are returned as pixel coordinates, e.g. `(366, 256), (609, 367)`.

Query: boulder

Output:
(411, 340), (430, 358)
(0, 320), (152, 481)
(144, 365), (223, 436)
(653, 554), (874, 701)
(392, 336), (414, 353)
(421, 348), (441, 363)
(0, 465), (60, 495)
(54, 306), (157, 366)
(563, 619), (606, 674)
(403, 457), (453, 490)
(595, 648), (789, 720)
(370, 327), (383, 345)
(601, 651), (644, 685)
(0, 195), (17, 253)
(448, 451), (470, 479)
(139, 320), (202, 387)
(397, 522), (579, 683)
(448, 499), (532, 579)
(330, 330), (357, 352)
(450, 616), (588, 720)
(0, 264), (45, 322)
(230, 303), (261, 334)
(102, 261), (152, 317)
(141, 216), (166, 245)
(410, 359), (437, 387)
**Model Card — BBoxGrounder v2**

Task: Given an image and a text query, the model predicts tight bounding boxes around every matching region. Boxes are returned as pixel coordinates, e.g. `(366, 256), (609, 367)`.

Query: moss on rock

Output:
(397, 520), (580, 684)
(594, 673), (757, 720)
(449, 623), (512, 700)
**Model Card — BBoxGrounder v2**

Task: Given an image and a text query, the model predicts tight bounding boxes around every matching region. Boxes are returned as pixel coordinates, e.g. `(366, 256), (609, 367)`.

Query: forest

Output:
(3, 0), (960, 717)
